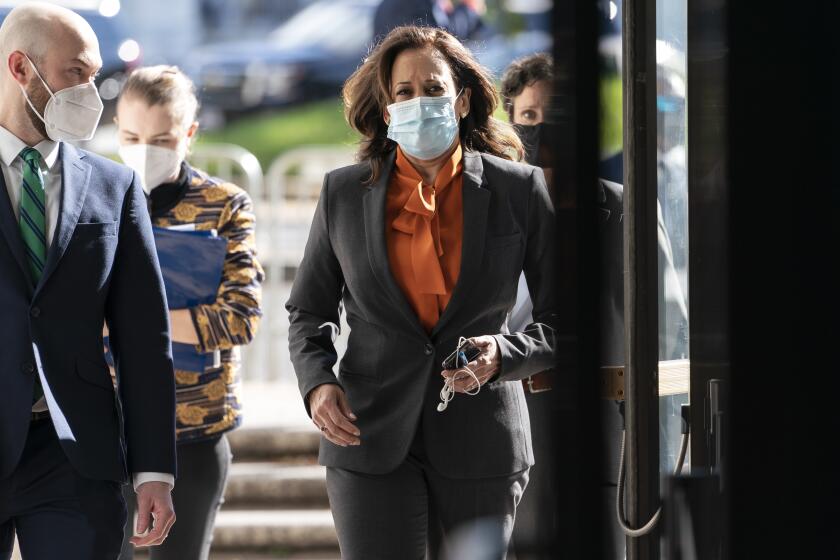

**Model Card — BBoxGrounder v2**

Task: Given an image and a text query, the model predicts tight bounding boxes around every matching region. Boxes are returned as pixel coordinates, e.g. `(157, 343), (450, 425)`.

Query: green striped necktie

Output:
(19, 147), (45, 404)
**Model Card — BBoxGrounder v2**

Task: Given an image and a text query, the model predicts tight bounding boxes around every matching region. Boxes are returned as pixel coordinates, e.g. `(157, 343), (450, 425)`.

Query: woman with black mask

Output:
(500, 52), (557, 558)
(501, 53), (555, 172)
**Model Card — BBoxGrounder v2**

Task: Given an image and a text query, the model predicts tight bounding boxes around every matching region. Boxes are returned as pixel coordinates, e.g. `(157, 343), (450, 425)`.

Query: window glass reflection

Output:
(656, 0), (690, 476)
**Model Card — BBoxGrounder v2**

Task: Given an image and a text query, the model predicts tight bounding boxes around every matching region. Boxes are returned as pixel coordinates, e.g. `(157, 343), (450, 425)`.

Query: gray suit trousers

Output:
(326, 428), (529, 560)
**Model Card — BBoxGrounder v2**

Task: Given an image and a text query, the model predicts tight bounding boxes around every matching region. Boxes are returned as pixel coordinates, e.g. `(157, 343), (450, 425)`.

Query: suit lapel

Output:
(35, 143), (91, 296)
(431, 152), (490, 338)
(0, 169), (35, 293)
(363, 150), (428, 339)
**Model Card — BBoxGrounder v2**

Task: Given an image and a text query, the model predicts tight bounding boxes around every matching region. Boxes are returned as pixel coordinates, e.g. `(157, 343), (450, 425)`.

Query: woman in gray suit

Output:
(286, 25), (557, 560)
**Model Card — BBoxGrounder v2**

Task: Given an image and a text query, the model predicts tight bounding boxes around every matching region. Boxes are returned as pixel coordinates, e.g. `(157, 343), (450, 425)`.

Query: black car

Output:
(186, 0), (378, 120)
(187, 0), (551, 122)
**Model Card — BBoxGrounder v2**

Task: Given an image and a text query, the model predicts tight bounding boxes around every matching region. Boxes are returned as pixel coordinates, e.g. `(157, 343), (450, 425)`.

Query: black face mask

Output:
(514, 123), (542, 166)
(513, 122), (558, 168)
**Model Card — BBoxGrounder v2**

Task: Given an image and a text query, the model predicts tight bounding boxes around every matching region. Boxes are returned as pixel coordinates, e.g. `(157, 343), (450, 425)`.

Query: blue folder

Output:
(104, 226), (227, 372)
(152, 226), (228, 309)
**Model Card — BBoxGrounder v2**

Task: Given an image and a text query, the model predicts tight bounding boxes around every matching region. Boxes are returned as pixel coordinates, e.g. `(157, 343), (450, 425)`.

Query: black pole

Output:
(622, 0), (660, 558)
(551, 0), (603, 558)
(686, 0), (730, 477)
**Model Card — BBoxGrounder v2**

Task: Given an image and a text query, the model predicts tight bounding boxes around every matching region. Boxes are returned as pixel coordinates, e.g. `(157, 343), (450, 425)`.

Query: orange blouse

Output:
(386, 145), (464, 333)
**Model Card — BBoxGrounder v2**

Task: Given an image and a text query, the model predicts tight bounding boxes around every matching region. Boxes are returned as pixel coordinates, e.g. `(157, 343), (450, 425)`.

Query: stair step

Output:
(211, 509), (338, 552)
(229, 426), (321, 461)
(135, 548), (339, 559)
(225, 463), (328, 508)
(194, 554), (339, 560)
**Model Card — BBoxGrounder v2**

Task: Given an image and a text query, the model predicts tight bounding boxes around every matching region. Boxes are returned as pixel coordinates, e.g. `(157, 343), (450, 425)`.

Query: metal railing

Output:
(190, 143), (265, 199)
(192, 144), (359, 382)
(261, 145), (356, 276)
(249, 145), (357, 382)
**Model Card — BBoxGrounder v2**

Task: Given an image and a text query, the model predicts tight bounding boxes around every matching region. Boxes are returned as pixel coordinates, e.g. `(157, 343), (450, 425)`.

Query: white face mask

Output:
(118, 144), (183, 194)
(19, 55), (104, 142)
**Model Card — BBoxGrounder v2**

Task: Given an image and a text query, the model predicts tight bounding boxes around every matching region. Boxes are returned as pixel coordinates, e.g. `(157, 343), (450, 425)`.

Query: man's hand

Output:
(130, 481), (176, 547)
(309, 384), (360, 447)
(441, 335), (501, 393)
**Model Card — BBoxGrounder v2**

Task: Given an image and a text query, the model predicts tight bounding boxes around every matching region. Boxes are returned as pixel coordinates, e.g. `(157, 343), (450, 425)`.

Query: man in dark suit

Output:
(373, 0), (486, 44)
(0, 4), (176, 559)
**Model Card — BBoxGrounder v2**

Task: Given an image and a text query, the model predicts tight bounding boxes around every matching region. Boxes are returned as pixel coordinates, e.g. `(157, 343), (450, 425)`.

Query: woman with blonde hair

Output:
(287, 26), (557, 559)
(114, 66), (263, 560)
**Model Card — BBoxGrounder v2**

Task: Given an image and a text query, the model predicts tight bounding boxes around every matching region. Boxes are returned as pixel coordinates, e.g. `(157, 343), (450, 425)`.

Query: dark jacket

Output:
(286, 149), (557, 478)
(0, 143), (176, 483)
(373, 0), (484, 43)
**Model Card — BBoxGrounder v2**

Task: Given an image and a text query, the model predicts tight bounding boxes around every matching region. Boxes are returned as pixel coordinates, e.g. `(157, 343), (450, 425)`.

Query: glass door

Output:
(655, 0), (690, 478)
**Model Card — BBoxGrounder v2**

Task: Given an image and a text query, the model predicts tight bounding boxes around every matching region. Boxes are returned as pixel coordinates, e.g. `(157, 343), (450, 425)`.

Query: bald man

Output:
(0, 4), (176, 559)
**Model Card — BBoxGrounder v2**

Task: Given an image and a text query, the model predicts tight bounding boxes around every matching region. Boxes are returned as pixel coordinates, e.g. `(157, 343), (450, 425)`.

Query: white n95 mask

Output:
(387, 91), (462, 160)
(18, 56), (103, 142)
(119, 144), (183, 194)
(19, 54), (104, 142)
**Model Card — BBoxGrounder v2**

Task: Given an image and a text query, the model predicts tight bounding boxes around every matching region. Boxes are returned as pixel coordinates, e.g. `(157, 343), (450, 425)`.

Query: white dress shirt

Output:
(0, 125), (173, 490)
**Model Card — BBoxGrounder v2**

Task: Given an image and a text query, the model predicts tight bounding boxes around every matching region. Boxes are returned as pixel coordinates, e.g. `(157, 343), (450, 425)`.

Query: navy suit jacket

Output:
(0, 142), (176, 483)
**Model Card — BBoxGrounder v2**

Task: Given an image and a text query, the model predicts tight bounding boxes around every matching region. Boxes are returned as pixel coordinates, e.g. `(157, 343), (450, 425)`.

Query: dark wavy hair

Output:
(500, 52), (554, 120)
(343, 25), (524, 184)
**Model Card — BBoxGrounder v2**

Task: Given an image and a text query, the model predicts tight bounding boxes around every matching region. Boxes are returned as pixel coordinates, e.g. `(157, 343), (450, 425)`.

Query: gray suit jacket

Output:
(286, 149), (557, 478)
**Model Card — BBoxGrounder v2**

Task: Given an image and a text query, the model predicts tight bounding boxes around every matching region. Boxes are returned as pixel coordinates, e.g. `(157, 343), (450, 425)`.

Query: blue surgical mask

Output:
(387, 91), (462, 160)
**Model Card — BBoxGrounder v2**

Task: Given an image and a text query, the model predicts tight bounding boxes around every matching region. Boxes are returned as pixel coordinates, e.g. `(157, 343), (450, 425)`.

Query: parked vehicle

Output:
(186, 0), (378, 121)
(188, 0), (550, 123)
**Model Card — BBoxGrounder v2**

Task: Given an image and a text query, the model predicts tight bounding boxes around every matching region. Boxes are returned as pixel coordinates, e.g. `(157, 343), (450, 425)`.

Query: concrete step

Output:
(224, 462), (328, 508)
(11, 509), (339, 559)
(229, 426), (321, 462)
(197, 554), (339, 560)
(135, 549), (339, 559)
(211, 509), (338, 553)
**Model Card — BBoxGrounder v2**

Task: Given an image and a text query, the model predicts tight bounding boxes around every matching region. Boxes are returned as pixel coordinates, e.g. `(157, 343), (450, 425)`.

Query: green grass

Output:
(197, 99), (359, 169)
(198, 96), (514, 169)
(600, 74), (623, 157)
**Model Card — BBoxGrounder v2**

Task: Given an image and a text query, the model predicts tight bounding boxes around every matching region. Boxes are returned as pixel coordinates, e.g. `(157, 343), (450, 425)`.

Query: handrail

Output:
(601, 359), (690, 399)
(264, 145), (356, 203)
(190, 143), (264, 199)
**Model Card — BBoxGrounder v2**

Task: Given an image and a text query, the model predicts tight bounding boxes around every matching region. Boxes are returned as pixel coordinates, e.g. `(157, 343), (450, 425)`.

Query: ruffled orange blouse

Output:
(385, 145), (464, 333)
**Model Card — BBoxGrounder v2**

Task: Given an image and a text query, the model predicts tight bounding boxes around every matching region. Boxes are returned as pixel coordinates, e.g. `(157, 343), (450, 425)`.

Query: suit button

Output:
(424, 344), (434, 356)
(30, 306), (40, 318)
(21, 362), (34, 374)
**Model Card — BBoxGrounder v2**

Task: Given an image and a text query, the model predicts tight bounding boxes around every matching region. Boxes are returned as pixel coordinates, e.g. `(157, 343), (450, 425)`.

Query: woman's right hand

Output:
(309, 384), (361, 447)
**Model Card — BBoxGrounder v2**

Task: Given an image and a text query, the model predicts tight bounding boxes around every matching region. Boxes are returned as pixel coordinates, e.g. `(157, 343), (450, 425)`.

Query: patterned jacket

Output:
(154, 164), (264, 442)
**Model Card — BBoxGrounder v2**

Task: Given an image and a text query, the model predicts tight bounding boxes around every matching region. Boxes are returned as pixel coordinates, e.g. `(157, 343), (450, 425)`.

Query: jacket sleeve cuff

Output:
(492, 332), (556, 383)
(493, 334), (519, 382)
(133, 472), (175, 491)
